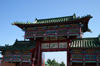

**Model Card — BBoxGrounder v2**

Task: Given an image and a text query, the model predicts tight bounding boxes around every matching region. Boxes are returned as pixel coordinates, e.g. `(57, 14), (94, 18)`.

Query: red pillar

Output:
(67, 39), (70, 66)
(38, 42), (42, 66)
(37, 41), (41, 66)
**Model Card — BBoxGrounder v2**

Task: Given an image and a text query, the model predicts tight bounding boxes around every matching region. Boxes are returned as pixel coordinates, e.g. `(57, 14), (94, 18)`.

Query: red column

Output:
(38, 42), (42, 66)
(37, 42), (41, 66)
(67, 39), (70, 66)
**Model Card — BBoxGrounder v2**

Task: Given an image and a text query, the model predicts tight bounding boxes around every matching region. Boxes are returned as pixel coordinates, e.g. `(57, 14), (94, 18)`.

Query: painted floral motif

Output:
(42, 43), (49, 49)
(50, 43), (58, 48)
(59, 42), (67, 48)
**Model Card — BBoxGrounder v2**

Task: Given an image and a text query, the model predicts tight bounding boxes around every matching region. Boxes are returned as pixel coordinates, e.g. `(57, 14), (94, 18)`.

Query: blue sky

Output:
(0, 0), (100, 65)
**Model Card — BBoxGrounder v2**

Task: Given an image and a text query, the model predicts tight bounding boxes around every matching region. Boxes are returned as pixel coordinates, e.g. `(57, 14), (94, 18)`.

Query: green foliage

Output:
(47, 58), (65, 66)
(60, 61), (65, 66)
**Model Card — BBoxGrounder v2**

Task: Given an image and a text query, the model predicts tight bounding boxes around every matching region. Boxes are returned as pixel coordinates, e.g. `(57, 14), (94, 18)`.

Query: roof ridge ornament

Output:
(73, 13), (76, 19)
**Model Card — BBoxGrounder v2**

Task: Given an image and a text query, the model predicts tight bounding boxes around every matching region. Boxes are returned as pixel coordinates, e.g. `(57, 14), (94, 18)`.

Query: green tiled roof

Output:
(12, 14), (92, 25)
(70, 37), (100, 48)
(0, 40), (37, 50)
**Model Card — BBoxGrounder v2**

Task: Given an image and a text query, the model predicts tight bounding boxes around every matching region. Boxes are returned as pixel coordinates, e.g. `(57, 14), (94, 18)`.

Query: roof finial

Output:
(73, 13), (76, 18)
(35, 18), (37, 21)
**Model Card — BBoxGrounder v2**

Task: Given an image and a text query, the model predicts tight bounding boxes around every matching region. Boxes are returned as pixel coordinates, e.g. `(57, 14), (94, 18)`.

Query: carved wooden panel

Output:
(42, 43), (49, 49)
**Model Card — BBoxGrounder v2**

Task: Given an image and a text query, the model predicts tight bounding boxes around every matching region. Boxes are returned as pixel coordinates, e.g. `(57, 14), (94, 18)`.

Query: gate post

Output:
(67, 39), (70, 66)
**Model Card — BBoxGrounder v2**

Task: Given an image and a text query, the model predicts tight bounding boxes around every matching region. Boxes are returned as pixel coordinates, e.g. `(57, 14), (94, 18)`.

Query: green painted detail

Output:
(0, 40), (37, 50)
(12, 14), (92, 25)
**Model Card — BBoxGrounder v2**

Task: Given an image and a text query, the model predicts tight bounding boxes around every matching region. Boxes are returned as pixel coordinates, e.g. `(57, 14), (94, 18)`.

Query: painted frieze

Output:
(72, 50), (82, 53)
(69, 29), (79, 33)
(27, 27), (33, 31)
(4, 55), (12, 59)
(50, 43), (58, 49)
(26, 32), (34, 36)
(46, 30), (56, 34)
(36, 31), (45, 35)
(13, 55), (21, 59)
(85, 55), (96, 59)
(50, 37), (58, 41)
(72, 55), (83, 59)
(85, 50), (96, 53)
(42, 43), (49, 49)
(59, 42), (67, 48)
(42, 37), (49, 41)
(57, 29), (67, 34)
(59, 36), (67, 40)
(22, 55), (31, 59)
(23, 51), (31, 54)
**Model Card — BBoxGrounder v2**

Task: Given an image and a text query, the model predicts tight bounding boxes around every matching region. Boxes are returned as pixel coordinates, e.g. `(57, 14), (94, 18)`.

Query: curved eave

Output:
(12, 16), (91, 30)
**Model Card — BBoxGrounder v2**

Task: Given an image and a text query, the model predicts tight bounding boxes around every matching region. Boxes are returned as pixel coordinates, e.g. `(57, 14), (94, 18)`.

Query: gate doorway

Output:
(42, 51), (67, 66)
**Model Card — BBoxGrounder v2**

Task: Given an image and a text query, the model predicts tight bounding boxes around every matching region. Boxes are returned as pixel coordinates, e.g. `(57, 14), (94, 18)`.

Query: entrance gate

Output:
(36, 39), (71, 66)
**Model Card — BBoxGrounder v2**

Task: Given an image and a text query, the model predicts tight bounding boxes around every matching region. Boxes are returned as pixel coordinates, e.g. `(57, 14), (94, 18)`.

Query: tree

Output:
(47, 59), (52, 66)
(60, 61), (65, 66)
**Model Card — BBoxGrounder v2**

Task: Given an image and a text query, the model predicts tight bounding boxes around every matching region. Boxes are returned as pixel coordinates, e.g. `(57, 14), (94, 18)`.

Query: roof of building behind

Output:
(70, 36), (100, 48)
